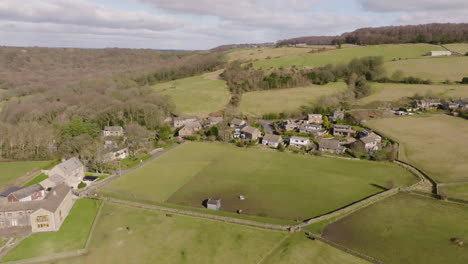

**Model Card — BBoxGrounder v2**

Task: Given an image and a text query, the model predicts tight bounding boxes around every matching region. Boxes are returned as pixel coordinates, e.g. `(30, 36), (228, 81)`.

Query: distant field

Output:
(323, 193), (468, 264)
(0, 160), (50, 188)
(385, 56), (468, 82)
(104, 142), (416, 220)
(439, 184), (468, 202)
(253, 44), (443, 69)
(226, 46), (335, 62)
(445, 43), (468, 54)
(152, 75), (230, 116)
(54, 202), (286, 264)
(264, 233), (369, 264)
(2, 199), (100, 262)
(240, 82), (347, 116)
(367, 115), (468, 183)
(356, 83), (468, 106)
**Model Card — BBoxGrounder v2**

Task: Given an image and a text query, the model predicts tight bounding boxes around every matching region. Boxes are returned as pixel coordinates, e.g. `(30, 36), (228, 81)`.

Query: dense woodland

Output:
(277, 23), (468, 46)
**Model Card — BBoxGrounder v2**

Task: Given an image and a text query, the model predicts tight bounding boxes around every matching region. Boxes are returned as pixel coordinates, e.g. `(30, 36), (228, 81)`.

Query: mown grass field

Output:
(253, 44), (443, 69)
(53, 202), (286, 264)
(385, 56), (468, 82)
(445, 43), (468, 54)
(367, 114), (468, 184)
(104, 142), (416, 220)
(152, 75), (230, 116)
(226, 46), (336, 62)
(355, 82), (468, 106)
(439, 184), (468, 202)
(323, 193), (468, 264)
(264, 233), (369, 264)
(240, 82), (347, 116)
(0, 160), (50, 188)
(2, 199), (100, 262)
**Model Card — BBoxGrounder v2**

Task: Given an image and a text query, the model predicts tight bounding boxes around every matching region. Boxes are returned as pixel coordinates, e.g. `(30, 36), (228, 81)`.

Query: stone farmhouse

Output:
(46, 157), (85, 189)
(329, 110), (345, 122)
(289, 136), (310, 148)
(283, 120), (298, 131)
(103, 126), (124, 137)
(319, 138), (346, 154)
(299, 124), (326, 136)
(178, 121), (202, 137)
(0, 184), (73, 233)
(308, 114), (323, 124)
(412, 99), (441, 111)
(427, 50), (452, 56)
(1, 185), (45, 203)
(230, 118), (246, 128)
(241, 126), (261, 140)
(173, 116), (198, 128)
(354, 133), (382, 153)
(262, 134), (283, 148)
(333, 125), (356, 137)
(203, 117), (223, 128)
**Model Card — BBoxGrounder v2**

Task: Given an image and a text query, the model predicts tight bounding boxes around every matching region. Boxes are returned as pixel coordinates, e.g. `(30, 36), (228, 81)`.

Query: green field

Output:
(356, 82), (468, 106)
(240, 82), (347, 116)
(2, 199), (100, 262)
(153, 74), (230, 116)
(0, 160), (50, 188)
(104, 142), (416, 220)
(386, 56), (468, 82)
(226, 46), (336, 62)
(264, 233), (369, 264)
(22, 173), (48, 187)
(53, 202), (286, 264)
(253, 44), (443, 69)
(445, 43), (468, 54)
(323, 193), (468, 264)
(440, 184), (468, 201)
(367, 115), (468, 184)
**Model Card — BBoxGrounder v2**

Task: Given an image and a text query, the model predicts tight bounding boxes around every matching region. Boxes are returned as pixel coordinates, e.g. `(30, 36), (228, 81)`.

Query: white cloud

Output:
(360, 0), (468, 12)
(0, 0), (183, 31)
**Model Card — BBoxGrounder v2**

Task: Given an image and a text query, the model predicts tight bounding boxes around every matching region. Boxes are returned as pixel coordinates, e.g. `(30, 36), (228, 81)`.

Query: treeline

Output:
(210, 43), (274, 52)
(277, 23), (468, 46)
(222, 56), (386, 106)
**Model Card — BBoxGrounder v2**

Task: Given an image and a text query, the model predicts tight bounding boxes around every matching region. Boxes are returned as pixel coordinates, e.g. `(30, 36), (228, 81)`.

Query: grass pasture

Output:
(439, 184), (468, 202)
(22, 173), (48, 187)
(152, 75), (230, 116)
(53, 202), (287, 264)
(445, 43), (468, 54)
(226, 46), (335, 62)
(323, 193), (468, 264)
(367, 115), (468, 183)
(0, 160), (50, 188)
(2, 199), (101, 262)
(240, 82), (347, 116)
(104, 142), (416, 220)
(385, 56), (468, 82)
(355, 82), (468, 106)
(253, 44), (443, 69)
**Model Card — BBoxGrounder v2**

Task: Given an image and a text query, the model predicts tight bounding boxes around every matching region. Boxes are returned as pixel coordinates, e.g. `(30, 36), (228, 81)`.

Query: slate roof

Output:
(319, 138), (341, 150)
(230, 118), (245, 126)
(241, 126), (259, 134)
(263, 134), (282, 143)
(360, 134), (381, 144)
(8, 184), (43, 200)
(174, 116), (198, 121)
(0, 187), (21, 198)
(290, 136), (309, 141)
(55, 157), (83, 174)
(207, 198), (221, 205)
(104, 126), (123, 132)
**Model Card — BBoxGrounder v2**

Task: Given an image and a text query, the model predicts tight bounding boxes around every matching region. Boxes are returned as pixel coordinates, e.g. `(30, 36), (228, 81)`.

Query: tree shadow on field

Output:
(201, 199), (208, 208)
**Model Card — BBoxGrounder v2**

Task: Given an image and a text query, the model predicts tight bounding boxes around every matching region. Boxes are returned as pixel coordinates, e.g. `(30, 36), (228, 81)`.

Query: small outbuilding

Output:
(207, 198), (221, 210)
(427, 50), (452, 57)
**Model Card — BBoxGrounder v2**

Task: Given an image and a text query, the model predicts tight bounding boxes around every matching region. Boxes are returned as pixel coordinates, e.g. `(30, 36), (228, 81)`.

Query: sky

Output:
(0, 0), (467, 50)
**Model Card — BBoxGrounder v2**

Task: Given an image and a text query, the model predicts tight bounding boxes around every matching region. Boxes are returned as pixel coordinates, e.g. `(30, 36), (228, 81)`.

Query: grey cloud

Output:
(359, 0), (468, 12)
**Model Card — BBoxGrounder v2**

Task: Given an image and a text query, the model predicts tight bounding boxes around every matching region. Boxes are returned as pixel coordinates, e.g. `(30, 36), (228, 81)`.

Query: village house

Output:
(1, 184), (45, 203)
(427, 50), (452, 57)
(203, 117), (223, 128)
(241, 126), (261, 141)
(46, 157), (85, 189)
(329, 110), (345, 122)
(0, 184), (73, 233)
(230, 118), (246, 128)
(354, 133), (382, 153)
(299, 124), (326, 136)
(289, 136), (310, 148)
(178, 121), (202, 137)
(103, 126), (124, 137)
(283, 120), (299, 131)
(412, 99), (441, 111)
(308, 114), (323, 124)
(319, 138), (347, 154)
(262, 134), (283, 148)
(206, 198), (221, 210)
(443, 102), (460, 111)
(333, 125), (356, 137)
(103, 147), (128, 161)
(173, 116), (198, 128)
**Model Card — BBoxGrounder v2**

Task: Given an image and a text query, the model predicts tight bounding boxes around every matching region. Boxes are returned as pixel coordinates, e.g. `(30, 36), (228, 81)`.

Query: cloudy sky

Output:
(0, 0), (466, 50)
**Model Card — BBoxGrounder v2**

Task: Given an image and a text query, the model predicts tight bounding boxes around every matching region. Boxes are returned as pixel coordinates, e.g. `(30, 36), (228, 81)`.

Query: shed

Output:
(207, 198), (221, 210)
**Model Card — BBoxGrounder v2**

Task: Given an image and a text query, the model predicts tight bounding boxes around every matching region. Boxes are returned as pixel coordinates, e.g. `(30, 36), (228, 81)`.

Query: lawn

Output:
(367, 114), (468, 183)
(104, 142), (416, 220)
(53, 202), (287, 264)
(322, 193), (468, 264)
(444, 43), (468, 54)
(226, 46), (335, 62)
(22, 173), (48, 187)
(385, 56), (468, 82)
(253, 44), (443, 69)
(2, 199), (101, 262)
(355, 82), (468, 106)
(240, 82), (347, 116)
(0, 160), (50, 188)
(152, 74), (230, 116)
(264, 233), (369, 264)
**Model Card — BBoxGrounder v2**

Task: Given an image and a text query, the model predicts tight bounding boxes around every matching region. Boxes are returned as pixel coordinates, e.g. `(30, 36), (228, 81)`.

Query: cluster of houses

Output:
(102, 126), (128, 162)
(395, 98), (468, 116)
(169, 116), (223, 137)
(0, 157), (87, 234)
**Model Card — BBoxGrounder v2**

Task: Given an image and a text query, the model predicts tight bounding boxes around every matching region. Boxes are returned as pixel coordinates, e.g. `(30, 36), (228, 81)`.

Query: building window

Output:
(36, 215), (49, 223)
(37, 223), (49, 229)
(19, 212), (23, 216)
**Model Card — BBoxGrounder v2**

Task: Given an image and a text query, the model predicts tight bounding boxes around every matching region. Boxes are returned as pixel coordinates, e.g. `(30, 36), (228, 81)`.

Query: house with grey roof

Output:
(203, 117), (223, 128)
(103, 126), (124, 137)
(241, 126), (261, 141)
(330, 109), (345, 122)
(46, 157), (85, 189)
(178, 121), (202, 137)
(5, 184), (45, 203)
(353, 133), (382, 153)
(308, 114), (323, 124)
(0, 184), (73, 234)
(319, 138), (347, 154)
(173, 116), (198, 128)
(333, 125), (356, 137)
(289, 136), (310, 148)
(299, 124), (326, 136)
(230, 118), (246, 128)
(262, 134), (283, 148)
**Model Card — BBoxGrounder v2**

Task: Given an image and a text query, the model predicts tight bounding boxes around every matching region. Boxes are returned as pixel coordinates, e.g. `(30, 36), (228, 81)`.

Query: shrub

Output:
(78, 182), (87, 189)
(461, 77), (468, 84)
